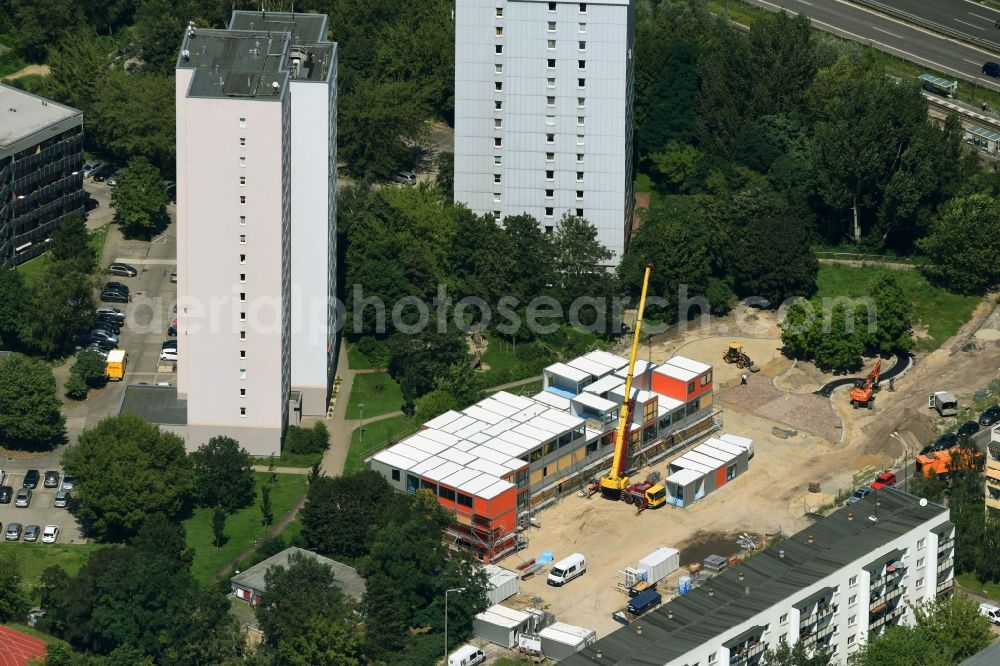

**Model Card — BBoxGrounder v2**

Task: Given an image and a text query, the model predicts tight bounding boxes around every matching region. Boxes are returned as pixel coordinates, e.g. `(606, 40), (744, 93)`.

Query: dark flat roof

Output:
(179, 29), (290, 100)
(961, 640), (1000, 665)
(229, 10), (327, 45)
(231, 547), (365, 601)
(563, 488), (947, 666)
(119, 384), (187, 425)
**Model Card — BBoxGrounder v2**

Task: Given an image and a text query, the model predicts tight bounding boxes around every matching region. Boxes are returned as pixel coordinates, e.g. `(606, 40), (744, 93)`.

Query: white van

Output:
(547, 553), (587, 586)
(448, 644), (486, 666)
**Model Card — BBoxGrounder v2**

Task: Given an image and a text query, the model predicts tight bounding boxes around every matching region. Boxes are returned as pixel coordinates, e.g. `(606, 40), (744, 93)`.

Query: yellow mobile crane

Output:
(596, 264), (665, 510)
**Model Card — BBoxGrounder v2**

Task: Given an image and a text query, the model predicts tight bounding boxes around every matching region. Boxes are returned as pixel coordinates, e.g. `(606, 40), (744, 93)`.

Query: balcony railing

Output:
(799, 604), (836, 629)
(870, 587), (904, 610)
(869, 605), (906, 630)
(936, 578), (954, 595)
(729, 641), (766, 665)
(870, 567), (904, 589)
(802, 623), (836, 646)
(937, 558), (954, 573)
(937, 538), (955, 552)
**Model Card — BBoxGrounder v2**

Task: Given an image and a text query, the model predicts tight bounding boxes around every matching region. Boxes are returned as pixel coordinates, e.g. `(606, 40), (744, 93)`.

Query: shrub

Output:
(285, 422), (331, 454)
(65, 374), (89, 400)
(71, 350), (108, 388)
(357, 336), (390, 367)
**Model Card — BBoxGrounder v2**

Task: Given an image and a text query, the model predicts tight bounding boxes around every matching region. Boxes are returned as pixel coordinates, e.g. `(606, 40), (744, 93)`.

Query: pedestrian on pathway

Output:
(741, 373), (748, 385)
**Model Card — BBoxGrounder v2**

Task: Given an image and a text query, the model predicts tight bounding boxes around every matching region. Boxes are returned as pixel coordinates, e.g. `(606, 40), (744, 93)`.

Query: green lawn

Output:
(184, 472), (308, 582)
(347, 343), (378, 370)
(0, 542), (101, 592)
(957, 572), (1000, 602)
(346, 372), (403, 420)
(496, 378), (544, 397)
(271, 450), (323, 468)
(15, 223), (110, 288)
(344, 414), (417, 476)
(814, 264), (981, 352)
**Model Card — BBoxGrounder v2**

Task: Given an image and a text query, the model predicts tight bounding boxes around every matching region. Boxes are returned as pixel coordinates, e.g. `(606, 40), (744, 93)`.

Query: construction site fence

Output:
(527, 411), (722, 514)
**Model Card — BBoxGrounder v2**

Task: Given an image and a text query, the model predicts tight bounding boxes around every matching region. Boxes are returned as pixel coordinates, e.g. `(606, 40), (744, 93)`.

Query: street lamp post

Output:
(890, 431), (908, 491)
(359, 402), (365, 442)
(444, 587), (466, 662)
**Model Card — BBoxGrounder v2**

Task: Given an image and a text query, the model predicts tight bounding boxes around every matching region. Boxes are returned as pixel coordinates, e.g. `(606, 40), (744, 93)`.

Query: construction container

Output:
(637, 547), (679, 584)
(627, 588), (662, 616)
(483, 564), (519, 606)
(474, 604), (533, 648)
(539, 622), (597, 661)
(703, 554), (728, 575)
(679, 576), (692, 595)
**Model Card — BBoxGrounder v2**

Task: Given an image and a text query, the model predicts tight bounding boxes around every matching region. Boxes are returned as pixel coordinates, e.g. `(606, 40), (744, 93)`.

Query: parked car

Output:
(85, 345), (110, 359)
(958, 420), (981, 437)
(92, 164), (115, 181)
(980, 406), (1000, 427)
(87, 336), (116, 352)
(983, 61), (1000, 78)
(167, 324), (177, 336)
(22, 470), (39, 489)
(392, 171), (417, 185)
(61, 476), (76, 492)
(89, 329), (119, 345)
(4, 523), (21, 541)
(23, 525), (40, 542)
(847, 486), (873, 504)
(41, 525), (59, 544)
(107, 172), (120, 187)
(0, 486), (11, 503)
(83, 161), (104, 178)
(980, 603), (1000, 625)
(84, 195), (100, 212)
(933, 432), (958, 451)
(15, 489), (31, 507)
(871, 472), (897, 490)
(162, 339), (177, 350)
(93, 319), (120, 335)
(96, 306), (125, 321)
(170, 271), (177, 283)
(44, 471), (60, 488)
(104, 281), (129, 294)
(54, 490), (69, 508)
(108, 263), (138, 277)
(101, 290), (129, 303)
(159, 348), (178, 362)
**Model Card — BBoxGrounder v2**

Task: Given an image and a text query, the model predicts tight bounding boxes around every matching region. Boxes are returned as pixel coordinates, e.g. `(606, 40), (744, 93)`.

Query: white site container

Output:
(637, 546), (680, 584)
(474, 604), (533, 648)
(539, 622), (597, 660)
(483, 564), (519, 606)
(720, 432), (755, 459)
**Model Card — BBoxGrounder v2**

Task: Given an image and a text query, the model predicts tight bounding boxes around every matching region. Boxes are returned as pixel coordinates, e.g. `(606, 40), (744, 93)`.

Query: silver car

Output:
(4, 522), (21, 541)
(23, 525), (40, 542)
(15, 488), (31, 507)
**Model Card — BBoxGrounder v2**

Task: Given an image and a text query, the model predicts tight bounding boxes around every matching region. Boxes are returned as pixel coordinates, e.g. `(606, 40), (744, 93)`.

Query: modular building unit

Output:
(665, 468), (704, 507)
(484, 564), (519, 605)
(719, 432), (754, 459)
(539, 622), (597, 660)
(474, 604), (533, 648)
(638, 547), (680, 584)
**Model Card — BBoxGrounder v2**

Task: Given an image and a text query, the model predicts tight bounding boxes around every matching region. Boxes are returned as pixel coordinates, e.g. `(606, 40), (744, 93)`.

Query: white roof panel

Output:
(476, 604), (531, 628)
(693, 443), (734, 464)
(583, 350), (629, 370)
(468, 458), (514, 478)
(654, 364), (698, 382)
(422, 410), (463, 430)
(491, 391), (537, 410)
(465, 431), (491, 444)
(459, 473), (497, 494)
(404, 434), (449, 456)
(423, 460), (464, 483)
(666, 468), (704, 486)
(477, 397), (520, 418)
(572, 392), (617, 412)
(511, 403), (549, 421)
(511, 423), (550, 444)
(463, 404), (507, 425)
(480, 479), (514, 500)
(533, 391), (572, 411)
(504, 457), (527, 470)
(670, 455), (715, 474)
(684, 451), (723, 469)
(439, 414), (478, 434)
(545, 362), (591, 383)
(481, 439), (524, 458)
(567, 357), (614, 378)
(453, 439), (478, 452)
(439, 448), (477, 466)
(614, 359), (655, 379)
(454, 420), (490, 439)
(439, 467), (481, 489)
(385, 443), (434, 465)
(584, 375), (625, 397)
(369, 449), (419, 471)
(667, 355), (712, 374)
(419, 429), (462, 447)
(720, 433), (753, 449)
(702, 437), (744, 456)
(541, 408), (584, 429)
(469, 445), (514, 465)
(657, 395), (685, 411)
(410, 455), (447, 476)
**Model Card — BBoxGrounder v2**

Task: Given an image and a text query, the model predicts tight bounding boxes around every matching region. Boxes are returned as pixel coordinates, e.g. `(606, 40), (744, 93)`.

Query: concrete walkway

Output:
(484, 374), (542, 393)
(320, 344), (357, 477)
(251, 465), (310, 475)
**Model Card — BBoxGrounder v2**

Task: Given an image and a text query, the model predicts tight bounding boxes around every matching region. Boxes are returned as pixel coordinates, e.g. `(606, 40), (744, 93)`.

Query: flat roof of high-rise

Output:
(178, 28), (291, 100)
(562, 488), (948, 665)
(0, 84), (81, 157)
(229, 10), (327, 44)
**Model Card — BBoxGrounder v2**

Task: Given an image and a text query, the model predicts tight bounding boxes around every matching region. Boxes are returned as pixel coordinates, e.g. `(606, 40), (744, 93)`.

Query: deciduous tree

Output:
(300, 471), (402, 560)
(190, 436), (255, 512)
(111, 156), (169, 237)
(0, 550), (26, 622)
(919, 194), (1000, 293)
(71, 350), (109, 389)
(0, 269), (30, 349)
(27, 263), (93, 359)
(50, 215), (96, 274)
(62, 414), (195, 541)
(0, 353), (65, 450)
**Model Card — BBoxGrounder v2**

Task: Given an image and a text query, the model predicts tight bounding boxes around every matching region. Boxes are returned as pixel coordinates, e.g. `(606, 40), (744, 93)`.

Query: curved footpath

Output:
(813, 351), (912, 397)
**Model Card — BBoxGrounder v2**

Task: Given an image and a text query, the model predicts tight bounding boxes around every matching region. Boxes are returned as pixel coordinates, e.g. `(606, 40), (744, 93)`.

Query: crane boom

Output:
(600, 264), (653, 497)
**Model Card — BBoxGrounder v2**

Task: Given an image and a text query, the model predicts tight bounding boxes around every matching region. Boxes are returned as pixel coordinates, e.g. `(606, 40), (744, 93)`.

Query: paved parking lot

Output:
(0, 466), (85, 544)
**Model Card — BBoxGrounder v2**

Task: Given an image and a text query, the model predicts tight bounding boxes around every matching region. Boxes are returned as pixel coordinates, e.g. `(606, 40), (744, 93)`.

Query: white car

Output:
(159, 349), (178, 362)
(980, 603), (1000, 625)
(41, 525), (59, 544)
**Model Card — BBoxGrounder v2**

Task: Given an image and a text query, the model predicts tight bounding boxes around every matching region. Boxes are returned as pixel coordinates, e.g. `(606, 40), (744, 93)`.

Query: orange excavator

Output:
(849, 359), (881, 410)
(591, 264), (665, 509)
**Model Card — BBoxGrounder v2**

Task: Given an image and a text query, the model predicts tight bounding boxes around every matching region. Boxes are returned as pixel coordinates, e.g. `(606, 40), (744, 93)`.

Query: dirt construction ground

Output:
(515, 300), (1000, 638)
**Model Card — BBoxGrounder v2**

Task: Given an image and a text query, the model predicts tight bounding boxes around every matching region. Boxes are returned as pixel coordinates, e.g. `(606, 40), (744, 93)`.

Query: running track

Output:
(0, 627), (46, 666)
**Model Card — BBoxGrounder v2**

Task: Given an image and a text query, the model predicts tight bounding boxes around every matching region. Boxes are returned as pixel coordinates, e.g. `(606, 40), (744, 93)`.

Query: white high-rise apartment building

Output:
(563, 488), (954, 666)
(454, 0), (636, 264)
(175, 11), (336, 456)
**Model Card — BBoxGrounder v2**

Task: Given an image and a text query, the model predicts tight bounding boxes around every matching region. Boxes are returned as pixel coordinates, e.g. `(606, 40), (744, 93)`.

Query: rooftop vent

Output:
(807, 534), (814, 544)
(181, 49), (190, 61)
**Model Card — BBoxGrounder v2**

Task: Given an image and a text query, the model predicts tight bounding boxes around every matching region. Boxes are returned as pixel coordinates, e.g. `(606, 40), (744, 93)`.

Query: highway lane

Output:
(743, 0), (1000, 91)
(876, 0), (1000, 43)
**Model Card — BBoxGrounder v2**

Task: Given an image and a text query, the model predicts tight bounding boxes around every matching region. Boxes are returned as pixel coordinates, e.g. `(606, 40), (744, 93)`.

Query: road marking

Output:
(795, 0), (813, 5)
(955, 18), (986, 31)
(969, 13), (995, 22)
(872, 26), (901, 39)
(965, 58), (984, 66)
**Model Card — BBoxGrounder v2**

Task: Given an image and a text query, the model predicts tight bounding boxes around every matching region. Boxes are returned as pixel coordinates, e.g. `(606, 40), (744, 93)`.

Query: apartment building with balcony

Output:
(173, 11), (336, 456)
(368, 350), (719, 561)
(0, 84), (84, 269)
(454, 0), (636, 264)
(985, 427), (1000, 513)
(562, 488), (953, 666)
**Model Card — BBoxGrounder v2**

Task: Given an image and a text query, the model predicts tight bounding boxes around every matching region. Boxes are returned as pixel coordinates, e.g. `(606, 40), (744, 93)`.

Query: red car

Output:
(871, 472), (897, 490)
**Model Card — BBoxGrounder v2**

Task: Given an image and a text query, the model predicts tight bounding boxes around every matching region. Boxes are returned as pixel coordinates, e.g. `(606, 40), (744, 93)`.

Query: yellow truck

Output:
(105, 349), (127, 381)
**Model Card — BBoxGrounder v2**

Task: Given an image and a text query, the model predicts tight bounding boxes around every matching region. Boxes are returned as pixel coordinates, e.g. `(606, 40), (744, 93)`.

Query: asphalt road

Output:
(875, 0), (1000, 44)
(744, 0), (1000, 91)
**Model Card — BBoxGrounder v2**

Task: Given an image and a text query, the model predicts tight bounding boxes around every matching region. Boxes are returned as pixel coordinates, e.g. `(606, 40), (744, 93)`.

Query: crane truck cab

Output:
(548, 553), (587, 586)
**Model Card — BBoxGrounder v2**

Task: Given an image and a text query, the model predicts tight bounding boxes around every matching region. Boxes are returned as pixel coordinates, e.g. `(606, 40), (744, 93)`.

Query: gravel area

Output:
(717, 374), (843, 443)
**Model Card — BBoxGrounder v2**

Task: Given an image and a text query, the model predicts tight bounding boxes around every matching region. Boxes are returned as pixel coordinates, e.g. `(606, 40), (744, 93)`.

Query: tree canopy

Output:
(190, 436), (256, 512)
(0, 353), (65, 450)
